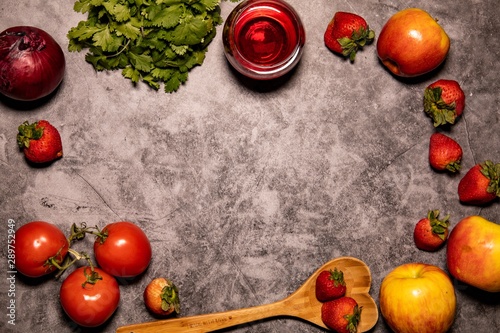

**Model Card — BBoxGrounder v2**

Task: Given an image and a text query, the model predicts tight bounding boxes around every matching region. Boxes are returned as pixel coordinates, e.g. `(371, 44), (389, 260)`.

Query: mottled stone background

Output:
(1, 0), (499, 333)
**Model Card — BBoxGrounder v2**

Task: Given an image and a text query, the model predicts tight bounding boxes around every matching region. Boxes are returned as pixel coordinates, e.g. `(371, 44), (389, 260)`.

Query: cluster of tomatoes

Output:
(15, 220), (152, 327)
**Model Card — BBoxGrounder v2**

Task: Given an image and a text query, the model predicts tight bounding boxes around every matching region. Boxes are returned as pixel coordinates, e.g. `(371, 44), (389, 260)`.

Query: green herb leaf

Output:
(122, 66), (141, 83)
(93, 25), (124, 52)
(147, 5), (183, 29)
(114, 21), (141, 40)
(128, 52), (153, 72)
(68, 0), (240, 93)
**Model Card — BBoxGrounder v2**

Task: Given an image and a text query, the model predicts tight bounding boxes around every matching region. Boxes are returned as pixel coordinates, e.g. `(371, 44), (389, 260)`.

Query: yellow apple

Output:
(377, 8), (450, 77)
(447, 215), (500, 292)
(380, 263), (456, 333)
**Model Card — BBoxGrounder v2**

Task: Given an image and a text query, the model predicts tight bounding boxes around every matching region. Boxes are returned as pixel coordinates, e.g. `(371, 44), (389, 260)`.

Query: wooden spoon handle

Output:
(116, 300), (291, 333)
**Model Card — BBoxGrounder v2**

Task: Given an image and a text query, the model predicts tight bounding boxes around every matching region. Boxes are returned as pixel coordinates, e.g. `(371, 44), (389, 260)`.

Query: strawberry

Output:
(324, 12), (375, 62)
(143, 277), (180, 317)
(17, 120), (63, 164)
(458, 160), (500, 205)
(321, 296), (362, 333)
(315, 267), (347, 302)
(424, 79), (465, 127)
(428, 132), (462, 172)
(413, 210), (450, 251)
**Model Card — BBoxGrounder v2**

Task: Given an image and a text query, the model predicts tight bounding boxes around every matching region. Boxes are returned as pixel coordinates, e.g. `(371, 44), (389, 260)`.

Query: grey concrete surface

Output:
(1, 0), (499, 332)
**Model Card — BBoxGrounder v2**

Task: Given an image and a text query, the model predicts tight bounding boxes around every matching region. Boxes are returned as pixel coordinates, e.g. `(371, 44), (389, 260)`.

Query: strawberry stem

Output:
(338, 27), (375, 62)
(445, 160), (461, 173)
(16, 121), (44, 149)
(345, 304), (362, 333)
(161, 280), (181, 314)
(480, 160), (500, 197)
(423, 87), (458, 127)
(428, 210), (450, 240)
(329, 268), (346, 287)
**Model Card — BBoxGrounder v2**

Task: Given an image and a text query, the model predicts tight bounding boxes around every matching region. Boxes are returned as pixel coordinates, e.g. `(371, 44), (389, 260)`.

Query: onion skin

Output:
(0, 26), (65, 101)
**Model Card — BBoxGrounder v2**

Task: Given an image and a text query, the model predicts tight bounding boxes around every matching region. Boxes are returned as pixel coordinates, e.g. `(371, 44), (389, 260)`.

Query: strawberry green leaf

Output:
(427, 210), (450, 240)
(338, 26), (375, 62)
(160, 280), (180, 314)
(329, 268), (346, 287)
(480, 160), (500, 197)
(345, 304), (362, 333)
(424, 87), (458, 127)
(445, 161), (461, 173)
(17, 121), (44, 149)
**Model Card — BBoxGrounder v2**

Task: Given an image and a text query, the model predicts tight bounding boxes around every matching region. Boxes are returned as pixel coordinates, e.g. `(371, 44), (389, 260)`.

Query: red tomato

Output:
(60, 266), (120, 327)
(15, 221), (69, 277)
(93, 221), (152, 277)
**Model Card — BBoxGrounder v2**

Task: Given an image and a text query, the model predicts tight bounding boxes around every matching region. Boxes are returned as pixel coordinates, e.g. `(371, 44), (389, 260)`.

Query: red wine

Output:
(234, 6), (298, 66)
(223, 0), (305, 79)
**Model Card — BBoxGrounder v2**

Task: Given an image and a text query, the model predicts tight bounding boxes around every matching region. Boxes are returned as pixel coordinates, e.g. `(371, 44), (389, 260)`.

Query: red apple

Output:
(380, 263), (456, 333)
(377, 8), (450, 77)
(447, 215), (500, 292)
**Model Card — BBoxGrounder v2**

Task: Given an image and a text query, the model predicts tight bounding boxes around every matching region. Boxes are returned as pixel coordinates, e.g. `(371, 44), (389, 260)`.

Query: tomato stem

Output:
(43, 244), (68, 276)
(51, 222), (109, 279)
(54, 249), (93, 279)
(68, 222), (87, 243)
(68, 222), (107, 244)
(82, 266), (102, 288)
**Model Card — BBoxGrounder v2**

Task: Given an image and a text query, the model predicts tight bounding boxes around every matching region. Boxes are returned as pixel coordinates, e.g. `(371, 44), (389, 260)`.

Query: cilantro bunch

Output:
(68, 0), (239, 93)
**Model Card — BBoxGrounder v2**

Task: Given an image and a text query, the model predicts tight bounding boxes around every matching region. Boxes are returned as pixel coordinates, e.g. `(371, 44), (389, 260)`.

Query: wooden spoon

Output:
(116, 256), (378, 333)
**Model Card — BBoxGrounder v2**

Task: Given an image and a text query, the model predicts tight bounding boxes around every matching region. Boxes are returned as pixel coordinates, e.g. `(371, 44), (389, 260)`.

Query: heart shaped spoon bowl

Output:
(116, 256), (378, 333)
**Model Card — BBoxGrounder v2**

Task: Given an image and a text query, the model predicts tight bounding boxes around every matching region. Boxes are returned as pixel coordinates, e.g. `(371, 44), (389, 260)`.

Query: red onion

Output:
(0, 26), (65, 101)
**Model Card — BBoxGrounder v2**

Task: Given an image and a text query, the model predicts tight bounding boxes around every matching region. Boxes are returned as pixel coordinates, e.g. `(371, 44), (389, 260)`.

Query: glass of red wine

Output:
(223, 0), (306, 80)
